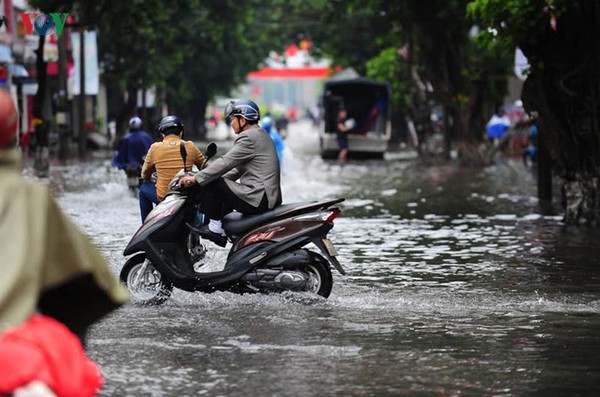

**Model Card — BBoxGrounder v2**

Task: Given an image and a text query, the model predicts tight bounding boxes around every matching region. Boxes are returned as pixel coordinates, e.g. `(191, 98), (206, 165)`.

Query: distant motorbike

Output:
(124, 164), (142, 196)
(119, 142), (346, 305)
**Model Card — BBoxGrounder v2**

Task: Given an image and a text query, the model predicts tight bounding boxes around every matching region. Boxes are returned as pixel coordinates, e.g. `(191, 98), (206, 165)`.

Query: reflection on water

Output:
(36, 121), (599, 396)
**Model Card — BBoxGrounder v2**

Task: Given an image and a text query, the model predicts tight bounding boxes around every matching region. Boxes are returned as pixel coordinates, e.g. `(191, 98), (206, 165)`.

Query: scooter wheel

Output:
(303, 252), (333, 298)
(120, 253), (173, 305)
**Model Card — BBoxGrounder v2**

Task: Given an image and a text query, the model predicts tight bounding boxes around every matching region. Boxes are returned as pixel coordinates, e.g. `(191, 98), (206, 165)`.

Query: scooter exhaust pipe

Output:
(241, 269), (308, 290)
(274, 272), (307, 289)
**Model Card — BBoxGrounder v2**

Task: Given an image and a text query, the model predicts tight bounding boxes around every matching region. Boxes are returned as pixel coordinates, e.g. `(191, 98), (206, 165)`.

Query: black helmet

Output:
(225, 99), (260, 122)
(157, 115), (184, 135)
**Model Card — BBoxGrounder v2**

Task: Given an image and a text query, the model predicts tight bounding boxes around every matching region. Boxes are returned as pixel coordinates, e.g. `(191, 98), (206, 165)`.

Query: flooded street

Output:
(41, 121), (600, 396)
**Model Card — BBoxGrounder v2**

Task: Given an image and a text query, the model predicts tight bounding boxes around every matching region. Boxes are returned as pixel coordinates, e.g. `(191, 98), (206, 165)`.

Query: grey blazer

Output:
(193, 125), (282, 209)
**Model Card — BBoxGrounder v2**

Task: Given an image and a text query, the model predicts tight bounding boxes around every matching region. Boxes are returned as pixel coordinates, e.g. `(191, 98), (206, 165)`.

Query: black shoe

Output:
(198, 225), (227, 247)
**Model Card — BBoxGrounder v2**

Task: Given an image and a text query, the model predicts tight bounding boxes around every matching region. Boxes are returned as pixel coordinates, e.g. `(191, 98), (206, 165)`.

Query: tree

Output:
(302, 0), (512, 162)
(77, 0), (196, 137)
(380, 1), (514, 163)
(164, 0), (284, 137)
(78, 0), (288, 138)
(468, 0), (600, 225)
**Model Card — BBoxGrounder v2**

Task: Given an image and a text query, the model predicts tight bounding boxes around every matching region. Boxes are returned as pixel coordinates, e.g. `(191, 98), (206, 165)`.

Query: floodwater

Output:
(40, 121), (599, 396)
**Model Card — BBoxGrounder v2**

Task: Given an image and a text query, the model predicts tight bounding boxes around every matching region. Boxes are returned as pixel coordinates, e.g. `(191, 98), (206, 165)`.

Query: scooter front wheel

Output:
(120, 253), (173, 305)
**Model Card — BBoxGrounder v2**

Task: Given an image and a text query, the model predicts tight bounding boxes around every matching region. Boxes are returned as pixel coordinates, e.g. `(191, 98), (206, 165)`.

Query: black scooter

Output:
(119, 143), (345, 304)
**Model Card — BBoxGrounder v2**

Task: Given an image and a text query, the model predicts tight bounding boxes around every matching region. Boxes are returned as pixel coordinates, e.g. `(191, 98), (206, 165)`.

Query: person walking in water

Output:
(336, 108), (354, 166)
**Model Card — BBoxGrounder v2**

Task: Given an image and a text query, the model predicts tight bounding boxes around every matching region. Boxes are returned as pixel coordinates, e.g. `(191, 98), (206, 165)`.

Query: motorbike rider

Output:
(178, 99), (282, 247)
(140, 116), (206, 221)
(111, 116), (153, 172)
(261, 116), (285, 167)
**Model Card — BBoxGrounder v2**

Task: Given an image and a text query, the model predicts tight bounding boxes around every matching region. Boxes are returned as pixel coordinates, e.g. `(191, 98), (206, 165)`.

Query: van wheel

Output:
(119, 254), (173, 305)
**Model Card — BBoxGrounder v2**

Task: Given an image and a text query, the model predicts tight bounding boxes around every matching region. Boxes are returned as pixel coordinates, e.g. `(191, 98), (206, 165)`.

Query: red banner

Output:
(0, 66), (8, 81)
(247, 67), (331, 80)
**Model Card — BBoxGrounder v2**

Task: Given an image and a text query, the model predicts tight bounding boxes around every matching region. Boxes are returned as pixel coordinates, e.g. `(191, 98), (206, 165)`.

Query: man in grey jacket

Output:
(178, 99), (282, 246)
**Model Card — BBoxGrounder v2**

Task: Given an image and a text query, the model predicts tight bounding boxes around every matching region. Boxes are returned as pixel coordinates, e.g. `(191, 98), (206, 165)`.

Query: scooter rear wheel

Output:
(303, 253), (333, 298)
(120, 253), (173, 305)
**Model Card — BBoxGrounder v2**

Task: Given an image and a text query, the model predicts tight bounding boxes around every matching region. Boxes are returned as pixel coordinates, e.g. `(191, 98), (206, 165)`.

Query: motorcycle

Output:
(124, 164), (142, 197)
(119, 142), (346, 305)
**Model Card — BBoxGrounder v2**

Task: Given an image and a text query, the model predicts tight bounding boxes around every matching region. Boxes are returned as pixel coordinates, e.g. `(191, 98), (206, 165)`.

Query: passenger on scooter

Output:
(178, 99), (282, 247)
(140, 116), (206, 222)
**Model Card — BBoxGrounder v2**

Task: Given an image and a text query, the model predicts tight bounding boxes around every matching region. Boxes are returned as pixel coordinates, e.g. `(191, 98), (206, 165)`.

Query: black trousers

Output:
(196, 178), (268, 220)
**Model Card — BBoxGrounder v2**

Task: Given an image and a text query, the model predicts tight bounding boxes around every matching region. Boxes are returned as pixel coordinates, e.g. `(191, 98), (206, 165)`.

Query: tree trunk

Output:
(115, 85), (138, 140)
(520, 1), (600, 225)
(190, 94), (208, 140)
(560, 177), (599, 225)
(390, 107), (409, 145)
(536, 121), (553, 215)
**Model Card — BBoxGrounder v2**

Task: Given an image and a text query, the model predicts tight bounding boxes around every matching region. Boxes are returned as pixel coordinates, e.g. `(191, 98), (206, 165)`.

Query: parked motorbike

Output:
(119, 143), (346, 305)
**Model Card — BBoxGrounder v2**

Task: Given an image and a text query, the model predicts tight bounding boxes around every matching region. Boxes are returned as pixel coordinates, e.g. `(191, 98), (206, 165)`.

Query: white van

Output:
(319, 77), (392, 159)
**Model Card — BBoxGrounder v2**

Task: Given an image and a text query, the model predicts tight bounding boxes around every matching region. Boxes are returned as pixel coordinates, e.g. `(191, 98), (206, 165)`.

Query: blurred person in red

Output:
(0, 90), (130, 396)
(0, 315), (103, 397)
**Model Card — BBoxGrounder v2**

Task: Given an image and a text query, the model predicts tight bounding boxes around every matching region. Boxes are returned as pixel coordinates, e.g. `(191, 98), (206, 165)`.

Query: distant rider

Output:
(178, 99), (282, 247)
(111, 116), (153, 172)
(140, 116), (206, 222)
(261, 116), (285, 167)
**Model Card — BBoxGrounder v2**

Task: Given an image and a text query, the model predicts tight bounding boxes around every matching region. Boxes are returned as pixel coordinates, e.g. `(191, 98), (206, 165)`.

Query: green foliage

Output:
(27, 0), (73, 13)
(366, 47), (409, 108)
(467, 0), (571, 57)
(311, 0), (399, 76)
(26, 0), (294, 111)
(78, 0), (192, 95)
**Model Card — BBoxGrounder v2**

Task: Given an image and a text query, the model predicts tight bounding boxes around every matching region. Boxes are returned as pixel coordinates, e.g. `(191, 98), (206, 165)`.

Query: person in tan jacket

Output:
(0, 89), (129, 340)
(140, 116), (206, 206)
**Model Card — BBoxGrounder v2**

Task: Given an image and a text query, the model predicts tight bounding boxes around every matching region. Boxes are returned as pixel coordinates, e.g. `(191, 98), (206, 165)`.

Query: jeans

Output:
(139, 181), (159, 222)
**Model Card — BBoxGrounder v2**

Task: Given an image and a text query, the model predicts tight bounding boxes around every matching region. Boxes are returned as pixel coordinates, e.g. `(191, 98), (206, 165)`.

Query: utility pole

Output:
(57, 22), (70, 161)
(537, 124), (553, 214)
(78, 23), (86, 158)
(32, 32), (49, 177)
(3, 0), (12, 35)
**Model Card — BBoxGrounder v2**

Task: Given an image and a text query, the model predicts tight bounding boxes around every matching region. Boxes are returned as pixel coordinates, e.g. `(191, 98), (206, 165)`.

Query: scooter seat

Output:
(222, 198), (344, 235)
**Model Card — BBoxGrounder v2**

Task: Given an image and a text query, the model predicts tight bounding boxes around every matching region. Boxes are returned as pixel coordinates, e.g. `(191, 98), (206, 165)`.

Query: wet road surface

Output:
(40, 121), (600, 396)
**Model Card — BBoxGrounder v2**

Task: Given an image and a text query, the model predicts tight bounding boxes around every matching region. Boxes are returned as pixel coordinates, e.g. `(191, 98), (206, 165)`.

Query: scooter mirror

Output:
(205, 142), (217, 159)
(180, 142), (188, 171)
